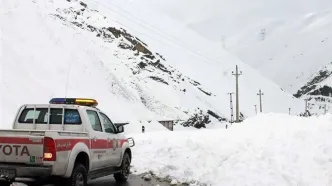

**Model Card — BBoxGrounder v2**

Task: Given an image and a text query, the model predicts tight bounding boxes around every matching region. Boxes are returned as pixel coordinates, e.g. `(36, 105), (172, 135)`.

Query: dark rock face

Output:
(198, 87), (212, 96)
(181, 110), (211, 129)
(180, 108), (230, 128)
(207, 110), (227, 121)
(294, 62), (332, 98)
(298, 110), (312, 117)
(79, 1), (87, 8)
(149, 76), (169, 85)
(138, 62), (148, 69)
(309, 85), (332, 97)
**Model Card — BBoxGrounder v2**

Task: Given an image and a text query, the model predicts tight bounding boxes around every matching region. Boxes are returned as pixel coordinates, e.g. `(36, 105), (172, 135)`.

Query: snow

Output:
(0, 0), (304, 129)
(123, 120), (170, 134)
(129, 0), (332, 94)
(1, 0), (331, 185)
(129, 114), (332, 186)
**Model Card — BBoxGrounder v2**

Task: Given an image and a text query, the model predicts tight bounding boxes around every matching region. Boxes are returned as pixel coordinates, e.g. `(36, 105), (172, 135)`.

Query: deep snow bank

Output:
(128, 113), (332, 186)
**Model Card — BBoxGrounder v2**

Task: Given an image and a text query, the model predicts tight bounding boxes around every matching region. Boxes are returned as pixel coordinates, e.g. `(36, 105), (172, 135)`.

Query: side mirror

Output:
(117, 125), (124, 133)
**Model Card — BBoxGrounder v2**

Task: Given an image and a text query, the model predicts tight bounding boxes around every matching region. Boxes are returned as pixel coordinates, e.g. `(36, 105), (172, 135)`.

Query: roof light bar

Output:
(49, 98), (98, 107)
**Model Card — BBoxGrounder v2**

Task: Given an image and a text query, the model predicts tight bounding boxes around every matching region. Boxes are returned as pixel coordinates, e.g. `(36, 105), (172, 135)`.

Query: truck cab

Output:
(0, 98), (135, 186)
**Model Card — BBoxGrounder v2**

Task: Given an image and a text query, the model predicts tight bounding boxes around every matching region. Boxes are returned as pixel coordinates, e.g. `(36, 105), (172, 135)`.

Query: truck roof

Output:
(22, 104), (98, 110)
(21, 98), (100, 109)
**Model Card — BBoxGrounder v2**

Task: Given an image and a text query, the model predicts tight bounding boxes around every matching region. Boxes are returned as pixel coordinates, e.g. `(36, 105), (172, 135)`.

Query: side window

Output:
(18, 108), (48, 124)
(50, 108), (82, 124)
(64, 109), (81, 124)
(86, 110), (103, 132)
(99, 113), (116, 134)
(49, 108), (62, 124)
(18, 108), (82, 125)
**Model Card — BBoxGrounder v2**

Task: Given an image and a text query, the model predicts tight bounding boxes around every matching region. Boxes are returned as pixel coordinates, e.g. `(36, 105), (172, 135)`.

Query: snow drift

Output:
(128, 113), (332, 186)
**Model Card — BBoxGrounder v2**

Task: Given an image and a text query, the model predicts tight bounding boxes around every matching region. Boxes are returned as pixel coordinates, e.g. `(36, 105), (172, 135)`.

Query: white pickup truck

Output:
(0, 98), (135, 186)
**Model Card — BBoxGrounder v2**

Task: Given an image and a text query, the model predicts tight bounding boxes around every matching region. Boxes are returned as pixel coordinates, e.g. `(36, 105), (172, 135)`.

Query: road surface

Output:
(88, 174), (172, 186)
(8, 174), (174, 186)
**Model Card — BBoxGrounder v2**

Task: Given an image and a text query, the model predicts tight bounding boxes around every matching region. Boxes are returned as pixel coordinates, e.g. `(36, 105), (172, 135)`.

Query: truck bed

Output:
(0, 129), (88, 164)
(0, 130), (46, 165)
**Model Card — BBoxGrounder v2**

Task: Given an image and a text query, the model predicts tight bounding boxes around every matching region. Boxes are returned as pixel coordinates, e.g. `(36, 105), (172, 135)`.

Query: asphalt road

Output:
(88, 174), (171, 186)
(8, 174), (173, 186)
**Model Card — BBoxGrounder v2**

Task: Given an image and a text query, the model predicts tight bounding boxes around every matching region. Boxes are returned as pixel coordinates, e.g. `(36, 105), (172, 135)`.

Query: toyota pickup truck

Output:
(0, 98), (135, 186)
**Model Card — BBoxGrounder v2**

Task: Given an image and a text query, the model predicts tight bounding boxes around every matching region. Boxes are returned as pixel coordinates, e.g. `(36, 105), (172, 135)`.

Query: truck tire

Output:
(64, 163), (88, 186)
(114, 152), (131, 182)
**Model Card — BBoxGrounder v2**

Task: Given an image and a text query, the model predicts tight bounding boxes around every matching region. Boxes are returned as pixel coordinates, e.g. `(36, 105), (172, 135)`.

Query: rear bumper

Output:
(0, 163), (52, 181)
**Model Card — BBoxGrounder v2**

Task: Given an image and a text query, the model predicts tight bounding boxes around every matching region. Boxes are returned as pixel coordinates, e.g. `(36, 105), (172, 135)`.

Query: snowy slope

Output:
(225, 10), (332, 94)
(127, 0), (332, 94)
(294, 62), (332, 115)
(129, 113), (332, 186)
(0, 0), (303, 129)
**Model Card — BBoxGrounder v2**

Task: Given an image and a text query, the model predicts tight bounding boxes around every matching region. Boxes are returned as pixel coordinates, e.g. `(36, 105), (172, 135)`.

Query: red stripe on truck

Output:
(55, 139), (109, 151)
(0, 137), (43, 144)
(55, 139), (125, 151)
(91, 139), (107, 149)
(0, 137), (128, 152)
(55, 139), (90, 152)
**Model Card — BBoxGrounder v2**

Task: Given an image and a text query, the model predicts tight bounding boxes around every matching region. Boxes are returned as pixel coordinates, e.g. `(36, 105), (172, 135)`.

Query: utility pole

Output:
(228, 92), (234, 123)
(304, 98), (309, 113)
(257, 89), (264, 113)
(232, 65), (242, 123)
(289, 108), (291, 115)
(254, 105), (257, 114)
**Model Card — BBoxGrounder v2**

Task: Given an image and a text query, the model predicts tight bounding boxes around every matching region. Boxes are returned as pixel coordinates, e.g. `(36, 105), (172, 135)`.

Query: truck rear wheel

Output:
(114, 152), (131, 182)
(64, 163), (87, 186)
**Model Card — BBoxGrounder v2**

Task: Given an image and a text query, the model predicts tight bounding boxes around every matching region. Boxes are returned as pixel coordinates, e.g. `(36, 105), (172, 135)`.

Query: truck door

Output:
(86, 110), (109, 170)
(98, 112), (122, 166)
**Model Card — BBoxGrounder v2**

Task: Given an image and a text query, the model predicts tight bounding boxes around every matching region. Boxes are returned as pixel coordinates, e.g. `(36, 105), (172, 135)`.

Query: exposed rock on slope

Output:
(294, 62), (332, 98)
(294, 62), (332, 114)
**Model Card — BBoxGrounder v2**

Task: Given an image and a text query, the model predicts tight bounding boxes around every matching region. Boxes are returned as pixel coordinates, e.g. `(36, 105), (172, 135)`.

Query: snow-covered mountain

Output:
(129, 0), (332, 114)
(0, 0), (303, 128)
(225, 9), (332, 95)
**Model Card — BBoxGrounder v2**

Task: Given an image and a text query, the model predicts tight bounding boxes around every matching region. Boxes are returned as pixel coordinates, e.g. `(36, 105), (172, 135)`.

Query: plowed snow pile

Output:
(128, 114), (332, 186)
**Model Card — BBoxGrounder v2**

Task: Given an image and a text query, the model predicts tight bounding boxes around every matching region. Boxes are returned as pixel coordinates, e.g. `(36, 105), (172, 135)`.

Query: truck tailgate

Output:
(0, 130), (45, 164)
